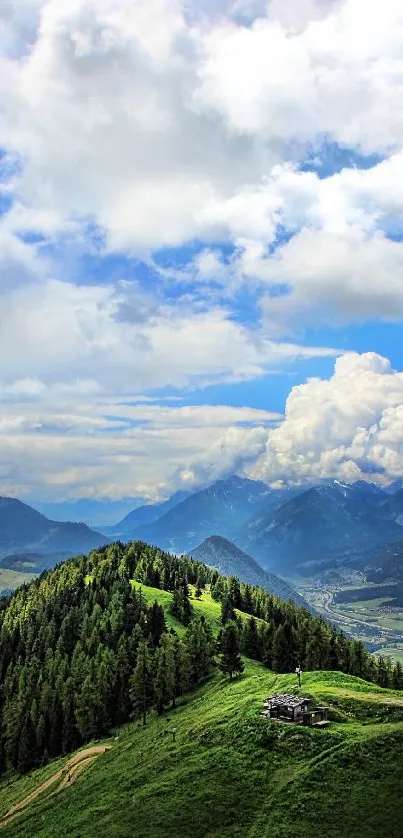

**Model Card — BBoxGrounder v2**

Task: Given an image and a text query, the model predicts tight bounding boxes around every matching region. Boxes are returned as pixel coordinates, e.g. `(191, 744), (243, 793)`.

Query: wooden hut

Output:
(261, 693), (329, 727)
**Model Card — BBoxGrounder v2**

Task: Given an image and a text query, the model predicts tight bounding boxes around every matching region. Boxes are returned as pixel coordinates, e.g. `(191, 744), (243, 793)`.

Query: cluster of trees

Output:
(214, 575), (403, 688)
(1, 539), (402, 775)
(0, 544), (214, 775)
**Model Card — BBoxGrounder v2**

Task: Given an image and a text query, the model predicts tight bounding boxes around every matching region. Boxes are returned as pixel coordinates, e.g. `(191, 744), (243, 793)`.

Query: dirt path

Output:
(1, 745), (112, 828)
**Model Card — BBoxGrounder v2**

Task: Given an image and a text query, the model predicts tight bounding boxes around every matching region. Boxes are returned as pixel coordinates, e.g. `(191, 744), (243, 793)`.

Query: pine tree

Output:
(228, 578), (242, 609)
(172, 635), (190, 705)
(392, 660), (403, 690)
(154, 634), (176, 715)
(221, 596), (236, 625)
(130, 640), (154, 725)
(242, 616), (260, 660)
(272, 622), (294, 673)
(186, 618), (214, 684)
(171, 589), (181, 619)
(17, 713), (36, 774)
(180, 579), (192, 626)
(376, 656), (390, 688)
(75, 676), (102, 742)
(219, 621), (244, 681)
(349, 640), (366, 678)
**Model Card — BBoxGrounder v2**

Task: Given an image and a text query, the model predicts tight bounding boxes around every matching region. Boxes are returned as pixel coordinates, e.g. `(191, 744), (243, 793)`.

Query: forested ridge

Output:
(1, 540), (402, 776)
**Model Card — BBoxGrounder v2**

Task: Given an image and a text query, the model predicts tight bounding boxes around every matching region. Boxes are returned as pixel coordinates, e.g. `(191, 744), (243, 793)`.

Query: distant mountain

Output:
(187, 535), (313, 611)
(237, 481), (403, 576)
(364, 540), (403, 583)
(379, 489), (403, 526)
(132, 476), (274, 553)
(112, 491), (192, 538)
(0, 496), (107, 566)
(33, 497), (144, 528)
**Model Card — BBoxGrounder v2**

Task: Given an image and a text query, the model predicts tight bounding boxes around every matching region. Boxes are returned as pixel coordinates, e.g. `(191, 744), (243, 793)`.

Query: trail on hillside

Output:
(1, 745), (112, 829)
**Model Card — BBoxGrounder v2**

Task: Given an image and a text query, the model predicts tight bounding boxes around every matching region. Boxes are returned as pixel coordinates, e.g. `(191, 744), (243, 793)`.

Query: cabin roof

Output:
(264, 693), (309, 708)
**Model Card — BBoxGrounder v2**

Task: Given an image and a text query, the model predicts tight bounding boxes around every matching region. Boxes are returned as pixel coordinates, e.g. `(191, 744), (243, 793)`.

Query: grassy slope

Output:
(2, 587), (403, 838)
(132, 582), (262, 635)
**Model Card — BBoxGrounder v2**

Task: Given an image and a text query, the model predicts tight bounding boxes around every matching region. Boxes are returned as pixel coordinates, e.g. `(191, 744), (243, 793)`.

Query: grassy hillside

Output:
(1, 660), (403, 838)
(132, 580), (245, 634)
(2, 544), (403, 836)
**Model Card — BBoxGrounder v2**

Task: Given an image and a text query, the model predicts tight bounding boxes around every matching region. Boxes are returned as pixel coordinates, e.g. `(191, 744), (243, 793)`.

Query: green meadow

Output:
(1, 582), (403, 837)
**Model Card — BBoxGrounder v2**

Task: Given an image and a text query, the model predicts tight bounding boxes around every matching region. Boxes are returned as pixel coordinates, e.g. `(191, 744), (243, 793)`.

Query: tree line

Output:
(0, 540), (402, 775)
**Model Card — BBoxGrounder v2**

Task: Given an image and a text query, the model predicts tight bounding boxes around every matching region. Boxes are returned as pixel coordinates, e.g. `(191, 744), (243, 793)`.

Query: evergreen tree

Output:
(186, 618), (214, 684)
(242, 616), (260, 660)
(180, 579), (192, 627)
(228, 577), (242, 609)
(154, 634), (176, 715)
(376, 656), (390, 688)
(130, 640), (154, 725)
(392, 660), (403, 690)
(219, 621), (244, 681)
(221, 596), (236, 625)
(75, 676), (101, 742)
(17, 713), (36, 774)
(172, 636), (190, 705)
(272, 622), (295, 673)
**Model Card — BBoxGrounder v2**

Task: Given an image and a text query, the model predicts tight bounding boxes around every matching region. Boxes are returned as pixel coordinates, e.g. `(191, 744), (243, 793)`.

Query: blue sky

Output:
(1, 0), (403, 503)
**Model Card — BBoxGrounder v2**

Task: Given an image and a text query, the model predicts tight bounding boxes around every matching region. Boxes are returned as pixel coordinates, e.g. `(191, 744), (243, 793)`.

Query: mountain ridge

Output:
(0, 495), (107, 563)
(187, 535), (313, 611)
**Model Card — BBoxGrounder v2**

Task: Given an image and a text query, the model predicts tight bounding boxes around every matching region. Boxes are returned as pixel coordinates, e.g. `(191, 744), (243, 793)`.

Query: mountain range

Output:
(237, 481), (403, 575)
(110, 476), (403, 578)
(0, 496), (106, 568)
(115, 476), (291, 552)
(3, 475), (403, 583)
(33, 497), (145, 528)
(109, 490), (192, 538)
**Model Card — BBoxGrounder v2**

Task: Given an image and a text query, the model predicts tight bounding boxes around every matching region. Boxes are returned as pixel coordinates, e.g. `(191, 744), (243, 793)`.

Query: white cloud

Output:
(1, 2), (403, 501)
(1, 0), (403, 253)
(0, 397), (277, 500)
(0, 275), (336, 391)
(250, 352), (403, 485)
(2, 350), (403, 500)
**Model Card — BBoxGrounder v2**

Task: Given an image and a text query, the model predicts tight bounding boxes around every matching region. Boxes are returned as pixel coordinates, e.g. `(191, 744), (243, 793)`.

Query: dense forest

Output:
(0, 540), (402, 775)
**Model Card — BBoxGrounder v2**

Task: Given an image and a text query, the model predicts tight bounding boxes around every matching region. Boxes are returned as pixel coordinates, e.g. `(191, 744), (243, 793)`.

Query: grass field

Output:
(1, 662), (403, 838)
(132, 582), (261, 635)
(2, 578), (403, 838)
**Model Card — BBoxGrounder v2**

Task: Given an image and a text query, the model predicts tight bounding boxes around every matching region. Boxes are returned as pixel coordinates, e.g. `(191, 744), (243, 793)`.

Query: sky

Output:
(1, 0), (403, 503)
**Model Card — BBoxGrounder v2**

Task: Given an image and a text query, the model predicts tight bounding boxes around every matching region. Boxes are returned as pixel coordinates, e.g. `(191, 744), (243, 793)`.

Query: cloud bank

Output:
(0, 1), (403, 499)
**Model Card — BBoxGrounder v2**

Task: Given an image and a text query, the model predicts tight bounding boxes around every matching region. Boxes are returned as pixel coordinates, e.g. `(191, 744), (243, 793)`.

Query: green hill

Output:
(1, 660), (403, 837)
(1, 541), (403, 837)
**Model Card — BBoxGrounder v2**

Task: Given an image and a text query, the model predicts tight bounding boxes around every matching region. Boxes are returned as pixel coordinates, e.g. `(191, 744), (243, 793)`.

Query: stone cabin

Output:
(261, 693), (329, 727)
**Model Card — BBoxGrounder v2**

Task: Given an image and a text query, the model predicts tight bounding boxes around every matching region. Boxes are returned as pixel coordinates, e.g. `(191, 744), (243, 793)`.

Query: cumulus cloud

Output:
(0, 398), (277, 500)
(1, 2), (403, 500)
(1, 0), (403, 253)
(0, 276), (335, 391)
(250, 352), (403, 485)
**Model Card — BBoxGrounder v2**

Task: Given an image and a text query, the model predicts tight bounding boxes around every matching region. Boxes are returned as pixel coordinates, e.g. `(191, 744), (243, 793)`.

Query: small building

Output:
(261, 693), (329, 727)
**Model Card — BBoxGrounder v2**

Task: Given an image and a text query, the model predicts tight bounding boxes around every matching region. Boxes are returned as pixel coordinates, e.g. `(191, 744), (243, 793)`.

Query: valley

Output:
(298, 578), (403, 660)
